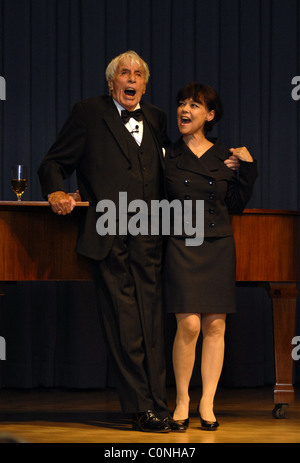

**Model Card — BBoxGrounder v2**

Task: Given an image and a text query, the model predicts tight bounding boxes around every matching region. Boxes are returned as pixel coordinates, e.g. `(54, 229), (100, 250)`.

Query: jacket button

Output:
(184, 179), (190, 185)
(209, 208), (215, 214)
(208, 178), (215, 185)
(185, 194), (191, 199)
(209, 222), (215, 228)
(209, 193), (215, 200)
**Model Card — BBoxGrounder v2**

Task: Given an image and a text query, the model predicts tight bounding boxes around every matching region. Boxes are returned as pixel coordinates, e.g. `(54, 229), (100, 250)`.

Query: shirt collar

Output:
(113, 99), (141, 116)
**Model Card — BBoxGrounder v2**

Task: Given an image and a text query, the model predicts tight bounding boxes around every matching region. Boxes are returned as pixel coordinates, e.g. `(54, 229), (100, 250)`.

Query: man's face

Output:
(108, 58), (147, 111)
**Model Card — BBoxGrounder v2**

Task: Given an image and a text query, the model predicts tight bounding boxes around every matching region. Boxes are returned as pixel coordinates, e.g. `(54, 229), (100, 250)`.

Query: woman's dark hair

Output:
(176, 82), (223, 133)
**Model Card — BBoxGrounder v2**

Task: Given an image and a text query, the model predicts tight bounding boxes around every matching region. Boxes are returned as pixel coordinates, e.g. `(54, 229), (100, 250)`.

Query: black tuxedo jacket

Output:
(38, 96), (170, 260)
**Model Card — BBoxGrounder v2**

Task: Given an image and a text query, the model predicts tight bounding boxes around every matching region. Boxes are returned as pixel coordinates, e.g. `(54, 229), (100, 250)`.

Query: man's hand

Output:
(48, 191), (76, 215)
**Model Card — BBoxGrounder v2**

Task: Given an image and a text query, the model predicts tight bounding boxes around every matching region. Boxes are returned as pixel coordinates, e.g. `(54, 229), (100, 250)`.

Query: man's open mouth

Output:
(125, 88), (136, 96)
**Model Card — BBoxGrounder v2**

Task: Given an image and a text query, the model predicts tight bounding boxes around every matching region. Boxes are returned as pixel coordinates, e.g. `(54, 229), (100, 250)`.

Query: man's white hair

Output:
(105, 50), (150, 83)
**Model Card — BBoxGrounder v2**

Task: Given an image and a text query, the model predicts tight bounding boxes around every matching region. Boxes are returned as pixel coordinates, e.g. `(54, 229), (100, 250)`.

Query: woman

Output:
(164, 82), (258, 430)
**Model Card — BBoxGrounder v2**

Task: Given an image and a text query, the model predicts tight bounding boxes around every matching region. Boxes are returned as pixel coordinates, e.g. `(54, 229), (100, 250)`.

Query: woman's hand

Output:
(229, 146), (253, 162)
(224, 146), (254, 171)
(224, 154), (240, 170)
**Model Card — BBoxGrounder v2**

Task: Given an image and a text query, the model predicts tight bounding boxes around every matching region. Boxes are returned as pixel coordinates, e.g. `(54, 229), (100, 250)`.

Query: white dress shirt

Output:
(113, 99), (143, 146)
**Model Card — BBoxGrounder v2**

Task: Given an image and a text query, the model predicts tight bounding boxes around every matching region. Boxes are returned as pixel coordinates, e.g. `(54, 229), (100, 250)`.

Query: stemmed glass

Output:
(11, 164), (28, 201)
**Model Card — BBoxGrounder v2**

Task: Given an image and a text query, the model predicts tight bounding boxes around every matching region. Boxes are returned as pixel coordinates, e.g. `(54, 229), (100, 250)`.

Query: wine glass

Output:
(11, 164), (28, 201)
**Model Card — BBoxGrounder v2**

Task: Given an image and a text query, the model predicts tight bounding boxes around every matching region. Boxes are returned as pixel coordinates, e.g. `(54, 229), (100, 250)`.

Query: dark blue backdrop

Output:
(0, 0), (300, 389)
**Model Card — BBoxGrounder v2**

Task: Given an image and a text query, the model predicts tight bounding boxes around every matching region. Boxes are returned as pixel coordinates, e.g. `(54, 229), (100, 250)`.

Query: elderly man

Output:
(38, 51), (185, 432)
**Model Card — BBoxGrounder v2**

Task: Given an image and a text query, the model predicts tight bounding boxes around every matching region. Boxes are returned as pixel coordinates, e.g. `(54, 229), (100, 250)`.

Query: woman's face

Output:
(177, 97), (215, 136)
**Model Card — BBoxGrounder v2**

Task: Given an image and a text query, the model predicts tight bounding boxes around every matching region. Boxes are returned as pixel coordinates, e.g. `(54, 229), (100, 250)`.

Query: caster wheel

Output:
(272, 403), (288, 419)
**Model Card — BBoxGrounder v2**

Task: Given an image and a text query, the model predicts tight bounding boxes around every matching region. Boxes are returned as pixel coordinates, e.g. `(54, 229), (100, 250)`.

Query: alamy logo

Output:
(0, 76), (6, 100)
(292, 336), (300, 361)
(0, 336), (6, 360)
(291, 76), (300, 101)
(96, 192), (204, 246)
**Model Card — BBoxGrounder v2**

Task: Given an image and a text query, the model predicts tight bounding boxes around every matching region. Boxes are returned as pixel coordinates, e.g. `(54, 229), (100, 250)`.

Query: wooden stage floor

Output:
(0, 386), (299, 444)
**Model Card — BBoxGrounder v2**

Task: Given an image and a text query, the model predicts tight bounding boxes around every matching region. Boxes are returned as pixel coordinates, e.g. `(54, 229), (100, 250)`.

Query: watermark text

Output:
(292, 336), (300, 361)
(291, 76), (300, 101)
(96, 192), (204, 246)
(0, 336), (6, 360)
(0, 76), (6, 100)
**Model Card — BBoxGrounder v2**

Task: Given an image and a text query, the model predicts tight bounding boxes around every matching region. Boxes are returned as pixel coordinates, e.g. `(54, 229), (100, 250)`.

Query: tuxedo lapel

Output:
(141, 102), (165, 168)
(103, 99), (131, 162)
(102, 98), (164, 166)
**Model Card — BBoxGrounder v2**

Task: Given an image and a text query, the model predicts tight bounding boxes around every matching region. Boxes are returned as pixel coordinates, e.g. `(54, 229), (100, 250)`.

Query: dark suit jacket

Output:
(164, 137), (258, 238)
(38, 95), (170, 260)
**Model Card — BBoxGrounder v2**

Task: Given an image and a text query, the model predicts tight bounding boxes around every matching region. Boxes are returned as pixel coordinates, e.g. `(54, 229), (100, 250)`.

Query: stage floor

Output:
(0, 386), (299, 443)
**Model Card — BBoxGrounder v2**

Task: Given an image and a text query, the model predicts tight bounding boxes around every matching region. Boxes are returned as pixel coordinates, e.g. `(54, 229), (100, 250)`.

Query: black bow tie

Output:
(121, 109), (143, 124)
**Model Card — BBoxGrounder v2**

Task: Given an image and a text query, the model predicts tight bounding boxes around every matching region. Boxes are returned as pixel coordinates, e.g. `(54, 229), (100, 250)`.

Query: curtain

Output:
(0, 0), (300, 388)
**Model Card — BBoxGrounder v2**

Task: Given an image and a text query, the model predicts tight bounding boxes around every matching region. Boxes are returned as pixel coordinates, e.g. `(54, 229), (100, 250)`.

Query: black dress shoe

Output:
(163, 416), (187, 432)
(132, 410), (170, 433)
(197, 405), (219, 431)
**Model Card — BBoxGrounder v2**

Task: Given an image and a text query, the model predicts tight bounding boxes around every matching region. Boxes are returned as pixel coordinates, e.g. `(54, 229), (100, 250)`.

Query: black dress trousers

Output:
(93, 232), (169, 417)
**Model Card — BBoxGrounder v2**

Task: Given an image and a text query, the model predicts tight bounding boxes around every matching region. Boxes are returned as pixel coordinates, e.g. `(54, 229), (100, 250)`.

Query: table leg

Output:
(269, 282), (297, 417)
(0, 283), (5, 370)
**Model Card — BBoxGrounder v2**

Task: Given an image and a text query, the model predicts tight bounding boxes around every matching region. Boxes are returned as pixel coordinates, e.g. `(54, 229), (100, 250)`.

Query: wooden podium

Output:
(0, 203), (299, 418)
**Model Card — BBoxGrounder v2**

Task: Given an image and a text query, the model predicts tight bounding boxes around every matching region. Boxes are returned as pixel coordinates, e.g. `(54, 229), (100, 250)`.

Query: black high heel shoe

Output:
(172, 408), (189, 429)
(174, 417), (189, 428)
(196, 405), (219, 431)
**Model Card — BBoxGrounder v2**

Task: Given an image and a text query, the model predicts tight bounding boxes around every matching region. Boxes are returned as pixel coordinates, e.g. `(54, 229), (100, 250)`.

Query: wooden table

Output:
(0, 203), (299, 417)
(0, 201), (91, 284)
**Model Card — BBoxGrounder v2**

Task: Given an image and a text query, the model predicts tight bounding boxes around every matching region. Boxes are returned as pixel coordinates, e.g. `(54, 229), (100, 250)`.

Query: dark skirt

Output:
(163, 235), (236, 314)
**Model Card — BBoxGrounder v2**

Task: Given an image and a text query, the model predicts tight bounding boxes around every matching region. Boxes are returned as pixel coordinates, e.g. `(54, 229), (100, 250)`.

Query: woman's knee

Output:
(176, 314), (201, 341)
(202, 314), (226, 339)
